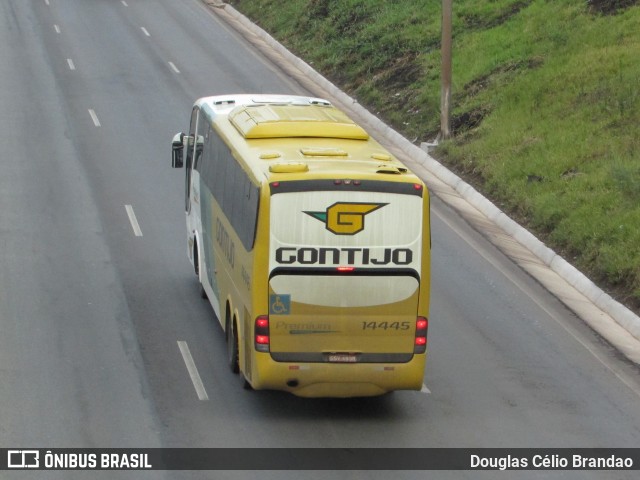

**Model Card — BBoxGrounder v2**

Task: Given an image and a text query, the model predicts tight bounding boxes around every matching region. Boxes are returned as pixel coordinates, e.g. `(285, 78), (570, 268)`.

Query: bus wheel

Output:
(227, 318), (240, 374)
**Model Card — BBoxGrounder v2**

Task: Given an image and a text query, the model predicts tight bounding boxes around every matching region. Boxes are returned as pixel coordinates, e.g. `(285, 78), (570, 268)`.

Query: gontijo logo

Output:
(304, 202), (387, 235)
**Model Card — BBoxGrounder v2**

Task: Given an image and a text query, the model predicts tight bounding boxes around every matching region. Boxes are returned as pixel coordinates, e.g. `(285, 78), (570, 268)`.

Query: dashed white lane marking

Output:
(421, 384), (431, 395)
(141, 27), (150, 37)
(178, 341), (209, 401)
(54, 25), (61, 34)
(168, 61), (180, 74)
(121, 1), (128, 6)
(44, 0), (50, 6)
(88, 109), (101, 127)
(124, 205), (143, 237)
(67, 59), (75, 70)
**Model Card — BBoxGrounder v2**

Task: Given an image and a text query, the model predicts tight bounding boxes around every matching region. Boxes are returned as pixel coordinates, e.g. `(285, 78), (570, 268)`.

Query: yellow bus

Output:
(171, 94), (430, 397)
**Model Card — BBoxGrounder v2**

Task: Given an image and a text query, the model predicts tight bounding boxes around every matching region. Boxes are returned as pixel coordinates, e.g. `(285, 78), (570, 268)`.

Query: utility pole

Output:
(440, 0), (452, 140)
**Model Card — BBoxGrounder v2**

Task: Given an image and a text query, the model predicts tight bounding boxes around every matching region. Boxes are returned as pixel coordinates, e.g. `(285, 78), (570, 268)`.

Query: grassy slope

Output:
(228, 0), (640, 312)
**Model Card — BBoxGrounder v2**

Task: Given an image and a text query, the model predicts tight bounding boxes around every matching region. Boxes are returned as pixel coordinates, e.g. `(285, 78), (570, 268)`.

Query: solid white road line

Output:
(178, 341), (210, 401)
(141, 27), (150, 37)
(67, 59), (75, 70)
(168, 62), (180, 74)
(124, 205), (143, 237)
(421, 384), (431, 395)
(88, 109), (101, 127)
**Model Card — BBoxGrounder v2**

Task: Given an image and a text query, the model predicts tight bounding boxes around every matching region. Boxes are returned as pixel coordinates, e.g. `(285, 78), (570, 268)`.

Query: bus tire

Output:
(227, 317), (240, 374)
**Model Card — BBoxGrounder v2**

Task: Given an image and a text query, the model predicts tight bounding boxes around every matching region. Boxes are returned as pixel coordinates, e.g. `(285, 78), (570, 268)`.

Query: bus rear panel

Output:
(252, 179), (428, 397)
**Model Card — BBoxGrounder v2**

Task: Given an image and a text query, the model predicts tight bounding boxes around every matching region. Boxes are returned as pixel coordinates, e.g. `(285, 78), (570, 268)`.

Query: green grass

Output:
(229, 0), (640, 311)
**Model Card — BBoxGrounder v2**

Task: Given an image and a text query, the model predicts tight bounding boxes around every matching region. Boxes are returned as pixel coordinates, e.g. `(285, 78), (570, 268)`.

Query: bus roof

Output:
(195, 94), (423, 185)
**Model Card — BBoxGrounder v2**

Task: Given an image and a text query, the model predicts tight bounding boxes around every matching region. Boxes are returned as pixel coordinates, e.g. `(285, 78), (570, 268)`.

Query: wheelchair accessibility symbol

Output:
(270, 294), (291, 315)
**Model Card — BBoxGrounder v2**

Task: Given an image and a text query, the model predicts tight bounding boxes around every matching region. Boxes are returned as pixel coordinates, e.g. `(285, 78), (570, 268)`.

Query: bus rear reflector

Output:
(255, 315), (270, 352)
(414, 316), (428, 354)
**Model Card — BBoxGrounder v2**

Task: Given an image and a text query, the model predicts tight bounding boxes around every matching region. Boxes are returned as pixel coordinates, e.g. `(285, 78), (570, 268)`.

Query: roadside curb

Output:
(207, 2), (640, 362)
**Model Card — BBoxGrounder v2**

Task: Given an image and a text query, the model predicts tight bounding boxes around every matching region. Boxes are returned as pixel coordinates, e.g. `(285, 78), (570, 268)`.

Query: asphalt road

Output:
(1, 1), (639, 479)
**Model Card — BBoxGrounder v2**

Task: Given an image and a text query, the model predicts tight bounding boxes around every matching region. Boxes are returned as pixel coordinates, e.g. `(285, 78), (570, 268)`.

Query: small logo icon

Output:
(304, 202), (387, 235)
(8, 450), (39, 469)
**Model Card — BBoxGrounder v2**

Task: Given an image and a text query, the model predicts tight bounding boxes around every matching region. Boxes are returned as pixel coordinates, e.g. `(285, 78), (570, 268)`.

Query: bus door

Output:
(184, 107), (199, 212)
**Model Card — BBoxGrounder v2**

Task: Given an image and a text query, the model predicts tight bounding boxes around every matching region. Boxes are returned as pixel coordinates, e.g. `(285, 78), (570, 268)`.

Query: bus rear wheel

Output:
(227, 318), (239, 374)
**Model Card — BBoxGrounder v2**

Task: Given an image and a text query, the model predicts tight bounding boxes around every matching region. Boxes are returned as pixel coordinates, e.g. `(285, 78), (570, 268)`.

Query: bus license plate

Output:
(327, 354), (358, 363)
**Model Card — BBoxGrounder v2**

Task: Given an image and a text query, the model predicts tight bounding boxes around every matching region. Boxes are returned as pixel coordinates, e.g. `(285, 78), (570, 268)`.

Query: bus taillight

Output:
(255, 315), (270, 352)
(414, 317), (428, 354)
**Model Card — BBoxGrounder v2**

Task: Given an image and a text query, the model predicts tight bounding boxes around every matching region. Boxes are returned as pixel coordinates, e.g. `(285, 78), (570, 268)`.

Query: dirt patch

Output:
(371, 53), (422, 91)
(306, 0), (331, 18)
(587, 0), (639, 15)
(452, 105), (491, 135)
(461, 0), (532, 30)
(463, 56), (544, 98)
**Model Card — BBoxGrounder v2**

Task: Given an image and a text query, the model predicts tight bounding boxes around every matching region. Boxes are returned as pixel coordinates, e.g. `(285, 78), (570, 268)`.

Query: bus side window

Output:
(244, 181), (260, 249)
(198, 126), (259, 251)
(194, 115), (210, 172)
(212, 135), (229, 209)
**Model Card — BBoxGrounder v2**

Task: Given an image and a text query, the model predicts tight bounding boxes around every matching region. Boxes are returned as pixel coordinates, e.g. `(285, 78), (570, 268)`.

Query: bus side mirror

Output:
(172, 132), (185, 168)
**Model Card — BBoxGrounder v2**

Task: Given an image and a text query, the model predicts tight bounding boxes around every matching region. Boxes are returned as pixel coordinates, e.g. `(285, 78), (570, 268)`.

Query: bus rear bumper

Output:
(249, 355), (426, 398)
